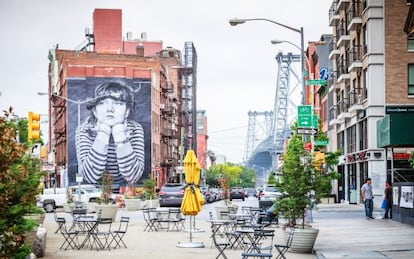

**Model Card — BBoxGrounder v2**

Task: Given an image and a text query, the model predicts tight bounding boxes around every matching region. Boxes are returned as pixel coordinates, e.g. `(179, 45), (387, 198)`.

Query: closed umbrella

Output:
(177, 150), (204, 248)
(180, 150), (204, 215)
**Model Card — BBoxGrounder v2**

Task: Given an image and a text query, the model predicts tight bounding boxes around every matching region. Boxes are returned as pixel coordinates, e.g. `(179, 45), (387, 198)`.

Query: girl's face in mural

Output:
(93, 97), (129, 126)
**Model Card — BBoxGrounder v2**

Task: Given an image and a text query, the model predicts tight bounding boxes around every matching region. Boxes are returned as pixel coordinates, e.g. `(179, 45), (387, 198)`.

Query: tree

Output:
(0, 107), (45, 258)
(274, 121), (340, 228)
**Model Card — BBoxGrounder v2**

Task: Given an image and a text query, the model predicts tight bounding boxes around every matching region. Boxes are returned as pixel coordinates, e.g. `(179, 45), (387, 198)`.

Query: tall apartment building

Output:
(46, 9), (194, 190)
(196, 110), (208, 170)
(328, 0), (414, 204)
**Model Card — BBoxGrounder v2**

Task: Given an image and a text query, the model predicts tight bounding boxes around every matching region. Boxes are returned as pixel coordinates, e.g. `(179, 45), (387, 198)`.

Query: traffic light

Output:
(28, 111), (41, 140)
(314, 151), (326, 171)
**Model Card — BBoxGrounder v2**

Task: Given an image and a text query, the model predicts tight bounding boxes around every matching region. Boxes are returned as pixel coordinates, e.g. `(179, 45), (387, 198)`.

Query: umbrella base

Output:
(183, 228), (205, 233)
(176, 242), (205, 248)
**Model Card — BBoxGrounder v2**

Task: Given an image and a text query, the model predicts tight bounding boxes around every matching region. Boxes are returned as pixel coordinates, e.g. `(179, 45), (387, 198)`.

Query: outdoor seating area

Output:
(142, 207), (186, 232)
(53, 210), (130, 251)
(209, 208), (294, 259)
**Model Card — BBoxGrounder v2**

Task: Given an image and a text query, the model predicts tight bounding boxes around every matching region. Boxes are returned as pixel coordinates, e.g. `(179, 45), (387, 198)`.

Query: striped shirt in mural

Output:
(76, 120), (145, 185)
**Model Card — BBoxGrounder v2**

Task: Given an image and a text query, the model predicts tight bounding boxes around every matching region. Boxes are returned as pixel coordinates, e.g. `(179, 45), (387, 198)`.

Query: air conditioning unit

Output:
(160, 103), (165, 110)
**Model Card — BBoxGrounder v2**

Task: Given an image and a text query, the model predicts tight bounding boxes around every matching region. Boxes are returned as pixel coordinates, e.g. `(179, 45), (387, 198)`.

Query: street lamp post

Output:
(38, 92), (90, 206)
(229, 17), (305, 104)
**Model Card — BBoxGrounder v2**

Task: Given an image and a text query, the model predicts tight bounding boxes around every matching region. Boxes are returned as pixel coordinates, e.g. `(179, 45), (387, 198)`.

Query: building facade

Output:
(46, 9), (195, 190)
(328, 0), (414, 204)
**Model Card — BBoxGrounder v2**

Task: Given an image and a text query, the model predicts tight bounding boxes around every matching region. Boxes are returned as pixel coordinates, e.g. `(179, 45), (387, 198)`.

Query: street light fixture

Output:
(229, 17), (306, 104)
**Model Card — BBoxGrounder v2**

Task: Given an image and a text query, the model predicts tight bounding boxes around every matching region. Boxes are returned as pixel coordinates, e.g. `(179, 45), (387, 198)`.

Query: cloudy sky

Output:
(0, 0), (332, 163)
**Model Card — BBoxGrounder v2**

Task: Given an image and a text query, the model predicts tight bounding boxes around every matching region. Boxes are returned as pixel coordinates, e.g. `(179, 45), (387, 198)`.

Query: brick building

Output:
(46, 9), (195, 190)
(327, 0), (414, 204)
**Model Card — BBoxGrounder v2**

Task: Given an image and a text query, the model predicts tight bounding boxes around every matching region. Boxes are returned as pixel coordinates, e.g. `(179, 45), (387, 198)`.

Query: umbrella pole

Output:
(177, 215), (204, 248)
(189, 216), (193, 243)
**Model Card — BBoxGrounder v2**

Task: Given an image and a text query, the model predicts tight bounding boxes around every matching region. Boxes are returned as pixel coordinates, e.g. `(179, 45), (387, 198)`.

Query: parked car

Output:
(258, 185), (282, 209)
(159, 183), (186, 207)
(230, 187), (245, 201)
(245, 188), (256, 198)
(200, 186), (214, 203)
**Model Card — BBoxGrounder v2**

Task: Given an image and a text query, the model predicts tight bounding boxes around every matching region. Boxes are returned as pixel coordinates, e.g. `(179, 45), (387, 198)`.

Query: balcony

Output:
(329, 105), (342, 126)
(347, 45), (363, 72)
(348, 90), (364, 112)
(337, 59), (350, 83)
(329, 1), (340, 26)
(329, 39), (340, 60)
(337, 0), (350, 10)
(160, 103), (175, 115)
(328, 73), (340, 93)
(337, 99), (352, 120)
(347, 0), (363, 31)
(336, 21), (350, 47)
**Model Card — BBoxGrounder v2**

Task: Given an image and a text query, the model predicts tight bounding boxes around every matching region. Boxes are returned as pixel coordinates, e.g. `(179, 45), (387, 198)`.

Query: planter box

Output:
(215, 204), (239, 220)
(124, 199), (145, 211)
(95, 204), (118, 221)
(144, 199), (159, 208)
(285, 227), (319, 253)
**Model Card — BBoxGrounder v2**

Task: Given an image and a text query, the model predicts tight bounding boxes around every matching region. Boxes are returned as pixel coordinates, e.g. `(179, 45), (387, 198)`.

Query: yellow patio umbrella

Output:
(180, 150), (204, 216)
(178, 150), (205, 248)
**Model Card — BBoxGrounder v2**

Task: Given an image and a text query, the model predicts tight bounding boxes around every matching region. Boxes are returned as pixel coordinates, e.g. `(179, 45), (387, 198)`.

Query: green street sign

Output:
(298, 105), (312, 116)
(314, 140), (328, 146)
(298, 114), (318, 128)
(306, 79), (327, 85)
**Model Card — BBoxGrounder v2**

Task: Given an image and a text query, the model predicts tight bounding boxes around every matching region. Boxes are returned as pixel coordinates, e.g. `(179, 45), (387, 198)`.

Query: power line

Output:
(209, 125), (247, 134)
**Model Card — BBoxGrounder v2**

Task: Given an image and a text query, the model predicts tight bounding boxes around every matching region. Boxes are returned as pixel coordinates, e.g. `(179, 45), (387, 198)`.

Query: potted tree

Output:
(274, 122), (340, 253)
(142, 178), (159, 208)
(215, 172), (239, 219)
(95, 171), (118, 220)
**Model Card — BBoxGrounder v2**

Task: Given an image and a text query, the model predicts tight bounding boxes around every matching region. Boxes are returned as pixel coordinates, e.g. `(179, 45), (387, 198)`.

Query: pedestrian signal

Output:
(28, 111), (41, 140)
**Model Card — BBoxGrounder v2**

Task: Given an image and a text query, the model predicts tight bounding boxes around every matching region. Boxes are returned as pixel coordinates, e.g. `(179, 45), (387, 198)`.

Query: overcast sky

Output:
(0, 0), (332, 163)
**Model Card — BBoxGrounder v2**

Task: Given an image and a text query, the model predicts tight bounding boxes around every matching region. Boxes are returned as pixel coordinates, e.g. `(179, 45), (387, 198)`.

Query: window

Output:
(407, 35), (414, 51)
(358, 119), (367, 150)
(408, 36), (414, 51)
(346, 125), (356, 153)
(337, 131), (345, 152)
(408, 64), (414, 95)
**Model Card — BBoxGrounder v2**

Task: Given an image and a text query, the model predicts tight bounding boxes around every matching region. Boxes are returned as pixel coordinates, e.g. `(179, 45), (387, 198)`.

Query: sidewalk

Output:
(314, 203), (414, 259)
(39, 203), (414, 259)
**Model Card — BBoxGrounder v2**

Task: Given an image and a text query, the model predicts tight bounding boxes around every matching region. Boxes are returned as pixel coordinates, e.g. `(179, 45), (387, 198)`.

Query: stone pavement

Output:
(39, 203), (414, 259)
(41, 218), (313, 259)
(314, 203), (414, 259)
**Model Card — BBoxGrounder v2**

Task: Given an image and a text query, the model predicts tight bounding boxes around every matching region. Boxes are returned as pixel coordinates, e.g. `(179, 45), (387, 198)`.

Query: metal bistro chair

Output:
(56, 217), (79, 250)
(90, 217), (113, 251)
(142, 208), (158, 232)
(211, 220), (231, 259)
(168, 208), (185, 232)
(274, 228), (294, 259)
(109, 216), (130, 249)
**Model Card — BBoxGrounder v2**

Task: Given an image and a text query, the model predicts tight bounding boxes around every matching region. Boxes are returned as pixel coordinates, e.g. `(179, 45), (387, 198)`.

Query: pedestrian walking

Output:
(361, 177), (374, 219)
(383, 181), (393, 219)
